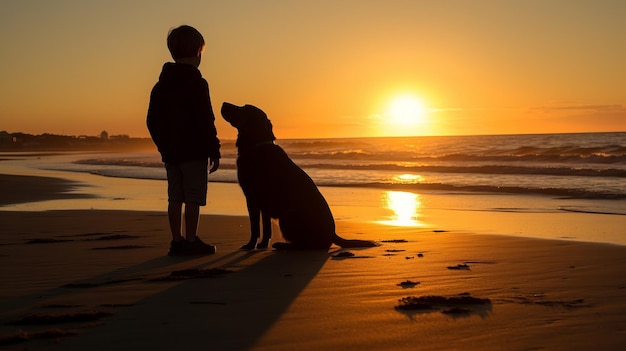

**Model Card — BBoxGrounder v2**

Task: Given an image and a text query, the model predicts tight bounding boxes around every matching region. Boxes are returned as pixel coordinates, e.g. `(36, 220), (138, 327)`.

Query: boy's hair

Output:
(167, 25), (205, 60)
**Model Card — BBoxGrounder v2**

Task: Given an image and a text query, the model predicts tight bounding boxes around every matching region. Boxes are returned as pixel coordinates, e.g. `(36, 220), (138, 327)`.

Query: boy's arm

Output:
(201, 81), (221, 160)
(146, 89), (163, 148)
(209, 158), (220, 173)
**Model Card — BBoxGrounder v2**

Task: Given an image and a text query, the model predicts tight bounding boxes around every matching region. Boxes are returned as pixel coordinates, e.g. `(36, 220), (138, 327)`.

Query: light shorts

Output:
(165, 159), (208, 206)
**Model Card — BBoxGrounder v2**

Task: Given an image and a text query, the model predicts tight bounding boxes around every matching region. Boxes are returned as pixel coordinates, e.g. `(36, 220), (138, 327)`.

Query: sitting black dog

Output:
(221, 102), (377, 250)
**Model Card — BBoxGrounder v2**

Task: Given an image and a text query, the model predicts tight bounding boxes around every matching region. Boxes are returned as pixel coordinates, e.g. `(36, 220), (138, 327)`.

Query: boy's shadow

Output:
(60, 249), (329, 350)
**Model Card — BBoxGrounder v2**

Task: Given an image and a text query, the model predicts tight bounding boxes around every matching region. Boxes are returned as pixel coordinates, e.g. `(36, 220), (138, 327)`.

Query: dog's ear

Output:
(243, 105), (276, 140)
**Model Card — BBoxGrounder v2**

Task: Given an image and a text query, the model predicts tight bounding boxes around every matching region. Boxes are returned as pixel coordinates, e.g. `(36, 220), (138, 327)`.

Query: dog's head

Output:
(221, 102), (276, 150)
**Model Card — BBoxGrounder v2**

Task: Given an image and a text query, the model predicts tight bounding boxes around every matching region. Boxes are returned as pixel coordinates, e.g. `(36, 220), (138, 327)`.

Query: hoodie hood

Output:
(158, 62), (202, 83)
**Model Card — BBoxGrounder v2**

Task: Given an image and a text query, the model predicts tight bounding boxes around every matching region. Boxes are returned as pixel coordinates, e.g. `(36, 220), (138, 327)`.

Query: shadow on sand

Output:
(53, 249), (329, 350)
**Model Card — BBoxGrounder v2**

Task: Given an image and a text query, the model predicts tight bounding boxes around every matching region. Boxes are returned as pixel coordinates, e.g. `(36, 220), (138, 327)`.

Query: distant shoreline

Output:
(1, 130), (623, 150)
(0, 139), (155, 152)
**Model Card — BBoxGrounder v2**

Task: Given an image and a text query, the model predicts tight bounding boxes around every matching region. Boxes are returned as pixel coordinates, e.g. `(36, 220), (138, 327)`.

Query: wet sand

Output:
(1, 174), (625, 350)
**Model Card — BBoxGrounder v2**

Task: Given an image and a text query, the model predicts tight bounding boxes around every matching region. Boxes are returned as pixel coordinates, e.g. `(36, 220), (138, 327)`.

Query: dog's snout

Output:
(221, 102), (238, 122)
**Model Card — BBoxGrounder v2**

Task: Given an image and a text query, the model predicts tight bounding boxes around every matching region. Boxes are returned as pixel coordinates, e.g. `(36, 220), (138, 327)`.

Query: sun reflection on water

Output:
(378, 190), (423, 227)
(392, 173), (424, 184)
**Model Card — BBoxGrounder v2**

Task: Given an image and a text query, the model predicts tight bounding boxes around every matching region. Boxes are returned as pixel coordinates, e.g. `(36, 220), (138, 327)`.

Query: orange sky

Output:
(0, 0), (624, 140)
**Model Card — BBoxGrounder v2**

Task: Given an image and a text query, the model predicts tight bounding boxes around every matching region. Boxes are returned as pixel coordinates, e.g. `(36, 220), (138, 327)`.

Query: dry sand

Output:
(1, 174), (625, 350)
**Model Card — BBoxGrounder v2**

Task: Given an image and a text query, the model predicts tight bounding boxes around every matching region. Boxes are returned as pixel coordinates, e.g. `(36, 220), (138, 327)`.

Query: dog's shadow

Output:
(157, 250), (328, 349)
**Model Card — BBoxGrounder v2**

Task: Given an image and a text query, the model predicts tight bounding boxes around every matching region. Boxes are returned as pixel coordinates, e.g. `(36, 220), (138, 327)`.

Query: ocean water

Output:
(68, 132), (625, 200)
(2, 132), (625, 245)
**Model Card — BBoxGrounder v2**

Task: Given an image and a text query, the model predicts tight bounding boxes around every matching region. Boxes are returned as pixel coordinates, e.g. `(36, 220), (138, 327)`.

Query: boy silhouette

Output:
(147, 25), (221, 256)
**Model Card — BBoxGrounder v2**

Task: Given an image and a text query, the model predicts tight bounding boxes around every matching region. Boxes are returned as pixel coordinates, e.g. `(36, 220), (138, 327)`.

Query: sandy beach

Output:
(1, 173), (626, 350)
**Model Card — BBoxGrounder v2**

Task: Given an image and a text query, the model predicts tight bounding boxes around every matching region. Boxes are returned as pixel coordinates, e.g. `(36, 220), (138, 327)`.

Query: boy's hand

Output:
(209, 159), (220, 173)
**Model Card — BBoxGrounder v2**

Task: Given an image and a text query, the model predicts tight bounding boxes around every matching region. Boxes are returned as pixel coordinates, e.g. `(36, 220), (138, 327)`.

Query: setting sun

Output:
(387, 95), (428, 126)
(374, 94), (433, 136)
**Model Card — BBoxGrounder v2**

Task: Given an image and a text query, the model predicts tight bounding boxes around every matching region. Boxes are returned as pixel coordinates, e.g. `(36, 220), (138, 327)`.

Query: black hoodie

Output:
(147, 62), (221, 163)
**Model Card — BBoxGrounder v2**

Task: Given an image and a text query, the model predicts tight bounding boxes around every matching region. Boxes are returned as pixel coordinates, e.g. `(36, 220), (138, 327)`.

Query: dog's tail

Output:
(333, 234), (378, 248)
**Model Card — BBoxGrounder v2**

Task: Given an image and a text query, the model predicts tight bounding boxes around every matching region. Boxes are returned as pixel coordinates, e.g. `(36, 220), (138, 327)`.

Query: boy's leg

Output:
(179, 159), (208, 241)
(166, 201), (188, 256)
(168, 201), (183, 241)
(165, 162), (185, 242)
(184, 201), (215, 254)
(165, 163), (190, 256)
(184, 202), (200, 241)
(177, 160), (214, 254)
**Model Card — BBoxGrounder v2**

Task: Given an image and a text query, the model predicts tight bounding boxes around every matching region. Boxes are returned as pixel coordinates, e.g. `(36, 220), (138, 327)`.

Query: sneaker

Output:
(167, 238), (187, 256)
(186, 237), (216, 255)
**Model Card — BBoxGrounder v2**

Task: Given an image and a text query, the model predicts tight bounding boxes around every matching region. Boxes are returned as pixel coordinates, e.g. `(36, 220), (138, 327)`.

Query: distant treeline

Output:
(0, 131), (154, 151)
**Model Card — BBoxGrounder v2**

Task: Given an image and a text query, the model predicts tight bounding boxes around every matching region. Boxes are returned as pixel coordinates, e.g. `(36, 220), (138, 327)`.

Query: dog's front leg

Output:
(256, 211), (272, 249)
(241, 200), (261, 250)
